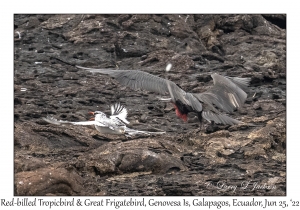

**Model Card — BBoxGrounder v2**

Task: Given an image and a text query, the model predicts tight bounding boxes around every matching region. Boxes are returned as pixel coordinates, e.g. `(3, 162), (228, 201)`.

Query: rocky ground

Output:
(14, 14), (286, 196)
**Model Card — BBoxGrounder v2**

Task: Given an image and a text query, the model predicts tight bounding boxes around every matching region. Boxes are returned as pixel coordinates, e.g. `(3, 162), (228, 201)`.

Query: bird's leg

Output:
(195, 112), (203, 133)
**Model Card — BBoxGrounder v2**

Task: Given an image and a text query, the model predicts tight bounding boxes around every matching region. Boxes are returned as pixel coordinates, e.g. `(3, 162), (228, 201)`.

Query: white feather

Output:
(43, 103), (165, 136)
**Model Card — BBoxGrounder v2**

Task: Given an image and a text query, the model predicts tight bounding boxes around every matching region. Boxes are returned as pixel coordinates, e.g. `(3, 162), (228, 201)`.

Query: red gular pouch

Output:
(174, 104), (188, 122)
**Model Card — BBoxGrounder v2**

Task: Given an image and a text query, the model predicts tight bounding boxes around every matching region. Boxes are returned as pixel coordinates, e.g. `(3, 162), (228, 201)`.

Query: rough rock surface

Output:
(14, 14), (286, 196)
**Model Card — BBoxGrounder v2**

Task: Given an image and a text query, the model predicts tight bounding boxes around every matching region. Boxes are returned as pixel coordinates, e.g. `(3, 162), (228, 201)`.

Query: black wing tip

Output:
(111, 103), (125, 116)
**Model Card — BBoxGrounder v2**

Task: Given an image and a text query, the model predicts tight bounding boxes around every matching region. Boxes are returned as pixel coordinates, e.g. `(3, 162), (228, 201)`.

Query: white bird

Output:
(42, 103), (165, 136)
(76, 65), (251, 125)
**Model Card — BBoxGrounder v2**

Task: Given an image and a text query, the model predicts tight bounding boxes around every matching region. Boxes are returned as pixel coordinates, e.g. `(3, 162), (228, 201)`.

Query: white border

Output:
(2, 0), (297, 209)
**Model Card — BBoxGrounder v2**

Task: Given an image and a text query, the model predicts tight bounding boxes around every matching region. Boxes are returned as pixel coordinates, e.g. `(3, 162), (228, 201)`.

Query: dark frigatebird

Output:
(76, 65), (250, 126)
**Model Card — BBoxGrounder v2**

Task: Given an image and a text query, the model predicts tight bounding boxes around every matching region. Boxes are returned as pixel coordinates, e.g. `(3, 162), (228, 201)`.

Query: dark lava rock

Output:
(15, 166), (83, 196)
(14, 14), (286, 196)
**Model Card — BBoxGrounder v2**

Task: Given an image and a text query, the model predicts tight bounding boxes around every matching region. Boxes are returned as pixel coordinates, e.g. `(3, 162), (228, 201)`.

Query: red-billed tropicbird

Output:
(43, 103), (165, 136)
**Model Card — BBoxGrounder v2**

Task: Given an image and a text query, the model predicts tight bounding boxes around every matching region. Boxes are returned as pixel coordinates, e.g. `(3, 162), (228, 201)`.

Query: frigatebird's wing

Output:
(194, 73), (250, 113)
(77, 66), (170, 95)
(77, 65), (203, 112)
(77, 66), (249, 125)
(165, 80), (202, 112)
(194, 73), (250, 125)
(201, 111), (242, 125)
